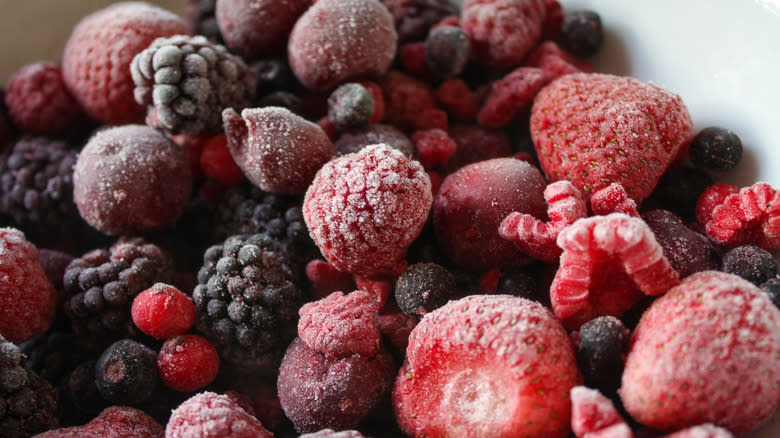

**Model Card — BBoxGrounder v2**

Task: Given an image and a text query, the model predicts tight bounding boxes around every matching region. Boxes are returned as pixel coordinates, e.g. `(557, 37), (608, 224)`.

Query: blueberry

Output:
(425, 26), (471, 77)
(250, 57), (298, 95)
(95, 340), (158, 405)
(576, 316), (630, 391)
(327, 83), (375, 129)
(560, 10), (604, 58)
(760, 278), (780, 310)
(722, 245), (777, 286)
(689, 126), (743, 172)
(395, 263), (458, 317)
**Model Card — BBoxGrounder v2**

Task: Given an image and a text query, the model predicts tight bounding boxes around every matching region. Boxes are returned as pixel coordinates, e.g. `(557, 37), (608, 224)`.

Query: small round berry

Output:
(131, 283), (196, 340)
(157, 335), (220, 392)
(425, 26), (470, 77)
(689, 126), (743, 172)
(95, 339), (158, 405)
(394, 263), (458, 317)
(559, 10), (604, 58)
(327, 83), (375, 130)
(576, 316), (630, 391)
(722, 245), (778, 286)
(760, 278), (780, 310)
(251, 58), (299, 96)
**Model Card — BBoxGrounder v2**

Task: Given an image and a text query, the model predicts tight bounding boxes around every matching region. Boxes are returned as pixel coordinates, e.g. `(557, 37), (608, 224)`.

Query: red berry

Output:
(524, 40), (594, 83)
(436, 79), (480, 122)
(157, 335), (220, 392)
(166, 391), (274, 437)
(200, 134), (246, 186)
(477, 67), (546, 128)
(442, 124), (513, 174)
(35, 406), (163, 438)
(381, 70), (439, 133)
(305, 259), (357, 300)
(131, 283), (195, 339)
(412, 128), (457, 169)
(216, 0), (311, 59)
(570, 386), (631, 438)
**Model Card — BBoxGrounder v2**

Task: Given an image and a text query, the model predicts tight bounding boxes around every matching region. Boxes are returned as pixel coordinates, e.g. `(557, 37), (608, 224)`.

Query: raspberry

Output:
(435, 79), (480, 122)
(399, 42), (436, 81)
(131, 34), (257, 136)
(721, 244), (777, 286)
(477, 66), (546, 128)
(94, 339), (158, 405)
(689, 126), (743, 173)
(442, 123), (513, 173)
(4, 62), (89, 137)
(377, 310), (418, 353)
(524, 40), (594, 83)
(393, 294), (581, 437)
(380, 0), (459, 43)
(61, 1), (190, 125)
(333, 124), (415, 157)
(288, 0), (397, 91)
(411, 128), (457, 169)
(381, 70), (439, 133)
(157, 334), (219, 392)
(425, 26), (471, 77)
(35, 406), (162, 438)
(73, 125), (192, 236)
(0, 228), (56, 344)
(574, 316), (630, 392)
(433, 157), (547, 272)
(559, 9), (604, 58)
(305, 259), (357, 300)
(131, 283), (195, 340)
(215, 0), (311, 60)
(620, 271), (780, 434)
(166, 391), (274, 438)
(570, 386), (631, 438)
(394, 262), (459, 317)
(223, 107), (335, 194)
(642, 209), (720, 279)
(199, 133), (246, 186)
(327, 83), (376, 130)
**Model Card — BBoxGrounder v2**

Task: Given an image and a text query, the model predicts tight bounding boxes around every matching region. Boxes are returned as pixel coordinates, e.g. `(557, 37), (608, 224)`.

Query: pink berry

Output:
(158, 334), (220, 392)
(412, 128), (457, 169)
(35, 406), (163, 438)
(166, 391), (274, 438)
(131, 283), (195, 339)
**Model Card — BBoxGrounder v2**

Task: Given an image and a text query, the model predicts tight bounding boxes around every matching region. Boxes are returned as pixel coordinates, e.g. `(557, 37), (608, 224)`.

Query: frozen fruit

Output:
(381, 70), (439, 133)
(570, 386), (632, 438)
(761, 278), (780, 309)
(550, 213), (679, 329)
(531, 72), (694, 203)
(95, 339), (158, 405)
(327, 83), (376, 130)
(425, 25), (471, 77)
(436, 79), (480, 122)
(251, 57), (299, 96)
(644, 165), (713, 222)
(277, 337), (395, 433)
(442, 123), (513, 173)
(620, 271), (780, 435)
(4, 62), (89, 137)
(689, 126), (743, 173)
(574, 316), (630, 392)
(0, 228), (56, 344)
(223, 106), (335, 194)
(642, 209), (720, 279)
(524, 40), (594, 83)
(131, 283), (195, 340)
(216, 0), (311, 59)
(288, 0), (397, 91)
(477, 66), (546, 128)
(300, 429), (365, 438)
(186, 0), (222, 43)
(157, 334), (219, 392)
(393, 294), (581, 438)
(166, 391), (273, 438)
(589, 183), (639, 217)
(663, 424), (734, 438)
(394, 262), (459, 317)
(333, 124), (414, 157)
(73, 124), (192, 236)
(131, 34), (257, 135)
(411, 128), (457, 169)
(199, 134), (246, 186)
(380, 0), (459, 44)
(303, 144), (432, 276)
(377, 310), (418, 353)
(721, 244), (777, 286)
(62, 1), (189, 125)
(433, 157), (547, 272)
(35, 406), (163, 438)
(559, 10), (604, 58)
(305, 259), (356, 300)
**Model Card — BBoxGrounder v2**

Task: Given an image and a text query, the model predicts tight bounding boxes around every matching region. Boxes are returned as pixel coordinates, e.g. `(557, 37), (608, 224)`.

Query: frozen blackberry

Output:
(575, 316), (630, 392)
(328, 83), (375, 130)
(722, 245), (778, 286)
(185, 0), (223, 43)
(689, 126), (743, 172)
(760, 278), (780, 310)
(95, 340), (158, 405)
(394, 262), (458, 317)
(20, 332), (101, 388)
(131, 34), (257, 135)
(0, 335), (59, 437)
(380, 0), (460, 43)
(192, 233), (308, 374)
(61, 238), (174, 345)
(559, 10), (603, 57)
(425, 26), (470, 77)
(0, 136), (78, 229)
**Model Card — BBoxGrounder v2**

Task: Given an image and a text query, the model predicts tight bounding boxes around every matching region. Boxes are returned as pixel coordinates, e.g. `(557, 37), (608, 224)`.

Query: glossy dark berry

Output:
(559, 10), (603, 58)
(643, 165), (714, 222)
(689, 126), (743, 172)
(576, 316), (630, 391)
(760, 278), (780, 310)
(251, 58), (299, 96)
(95, 339), (158, 405)
(497, 266), (545, 305)
(327, 83), (375, 130)
(394, 262), (458, 317)
(722, 245), (777, 286)
(425, 26), (471, 77)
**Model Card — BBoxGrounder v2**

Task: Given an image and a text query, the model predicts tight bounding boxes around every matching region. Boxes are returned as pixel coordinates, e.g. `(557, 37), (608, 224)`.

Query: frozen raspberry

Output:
(433, 157), (547, 272)
(4, 62), (89, 137)
(157, 334), (219, 392)
(559, 10), (604, 58)
(131, 283), (195, 339)
(277, 337), (396, 433)
(689, 126), (743, 173)
(442, 123), (513, 173)
(620, 271), (780, 435)
(73, 125), (192, 236)
(425, 26), (471, 77)
(412, 128), (457, 169)
(131, 34), (258, 135)
(570, 386), (631, 438)
(377, 310), (418, 353)
(166, 391), (274, 438)
(461, 0), (547, 70)
(298, 290), (380, 358)
(0, 228), (56, 344)
(305, 259), (357, 300)
(400, 42), (436, 81)
(223, 106), (335, 194)
(62, 1), (190, 125)
(524, 40), (594, 83)
(393, 294), (581, 437)
(721, 244), (777, 286)
(381, 70), (439, 133)
(199, 134), (245, 186)
(380, 0), (459, 43)
(216, 0), (311, 59)
(436, 79), (480, 121)
(288, 0), (397, 91)
(642, 209), (720, 279)
(95, 339), (158, 405)
(327, 83), (376, 130)
(477, 66), (546, 128)
(303, 144), (432, 276)
(35, 406), (163, 438)
(334, 124), (415, 157)
(664, 424), (734, 438)
(394, 262), (459, 317)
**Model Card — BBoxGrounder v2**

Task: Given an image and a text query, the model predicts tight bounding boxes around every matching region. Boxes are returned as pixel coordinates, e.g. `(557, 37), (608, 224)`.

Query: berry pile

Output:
(0, 1), (779, 437)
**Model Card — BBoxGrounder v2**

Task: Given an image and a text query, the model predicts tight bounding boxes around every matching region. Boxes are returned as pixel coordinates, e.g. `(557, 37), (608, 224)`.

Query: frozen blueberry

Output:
(576, 316), (630, 391)
(425, 26), (470, 77)
(559, 10), (603, 57)
(95, 340), (158, 405)
(722, 245), (777, 286)
(689, 126), (743, 172)
(327, 83), (375, 129)
(394, 263), (458, 317)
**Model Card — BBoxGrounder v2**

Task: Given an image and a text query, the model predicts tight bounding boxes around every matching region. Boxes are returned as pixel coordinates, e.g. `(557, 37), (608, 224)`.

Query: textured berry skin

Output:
(381, 70), (439, 133)
(62, 1), (190, 125)
(303, 144), (432, 276)
(35, 406), (162, 438)
(223, 107), (335, 194)
(524, 40), (594, 83)
(394, 262), (459, 317)
(73, 125), (192, 236)
(288, 0), (397, 91)
(305, 259), (357, 300)
(0, 228), (56, 344)
(620, 271), (780, 435)
(95, 339), (158, 405)
(216, 0), (311, 59)
(131, 283), (195, 339)
(165, 391), (273, 438)
(559, 10), (604, 58)
(531, 73), (694, 203)
(157, 335), (220, 392)
(574, 316), (630, 392)
(380, 0), (459, 44)
(393, 294), (581, 438)
(570, 386), (631, 438)
(412, 128), (457, 169)
(4, 62), (88, 137)
(131, 34), (257, 135)
(477, 66), (546, 128)
(328, 83), (375, 130)
(642, 209), (720, 279)
(425, 26), (471, 77)
(689, 126), (742, 173)
(721, 244), (777, 286)
(436, 79), (480, 122)
(333, 124), (414, 157)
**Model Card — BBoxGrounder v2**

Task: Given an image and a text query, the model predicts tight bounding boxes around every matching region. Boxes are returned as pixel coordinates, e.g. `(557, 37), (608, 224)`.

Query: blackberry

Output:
(131, 34), (257, 135)
(425, 26), (470, 77)
(380, 0), (460, 44)
(61, 237), (174, 345)
(192, 233), (308, 375)
(20, 332), (100, 388)
(0, 335), (59, 437)
(575, 316), (630, 392)
(722, 245), (777, 286)
(185, 0), (223, 43)
(0, 136), (78, 229)
(689, 126), (743, 172)
(327, 83), (375, 130)
(394, 262), (458, 317)
(559, 10), (604, 58)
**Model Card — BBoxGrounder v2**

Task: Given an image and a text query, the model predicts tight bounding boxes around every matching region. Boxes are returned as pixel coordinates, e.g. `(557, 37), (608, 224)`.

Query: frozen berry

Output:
(305, 259), (357, 300)
(761, 278), (780, 310)
(435, 79), (480, 122)
(327, 83), (375, 130)
(381, 70), (439, 133)
(298, 290), (380, 358)
(425, 26), (470, 77)
(477, 66), (546, 128)
(642, 209), (720, 279)
(570, 386), (632, 438)
(575, 316), (630, 392)
(185, 0), (222, 43)
(380, 0), (459, 44)
(157, 335), (219, 392)
(35, 406), (162, 438)
(300, 430), (365, 438)
(199, 133), (246, 186)
(334, 124), (415, 157)
(131, 283), (195, 340)
(394, 262), (458, 317)
(644, 165), (714, 222)
(689, 126), (743, 173)
(251, 58), (299, 96)
(559, 10), (604, 57)
(721, 245), (777, 286)
(95, 339), (158, 405)
(442, 124), (513, 174)
(412, 128), (457, 169)
(166, 391), (273, 438)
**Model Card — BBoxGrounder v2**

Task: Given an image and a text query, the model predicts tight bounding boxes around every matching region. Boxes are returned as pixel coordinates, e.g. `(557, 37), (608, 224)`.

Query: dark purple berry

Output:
(394, 262), (458, 317)
(95, 340), (158, 405)
(643, 165), (714, 222)
(576, 316), (630, 392)
(760, 278), (780, 310)
(689, 126), (743, 172)
(722, 245), (777, 286)
(251, 58), (298, 96)
(257, 91), (304, 116)
(380, 0), (459, 44)
(559, 10), (603, 58)
(327, 83), (375, 130)
(425, 26), (470, 77)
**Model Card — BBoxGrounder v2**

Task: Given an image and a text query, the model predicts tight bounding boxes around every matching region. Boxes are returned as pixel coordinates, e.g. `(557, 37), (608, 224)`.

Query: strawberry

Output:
(620, 271), (780, 435)
(531, 72), (694, 204)
(393, 294), (581, 438)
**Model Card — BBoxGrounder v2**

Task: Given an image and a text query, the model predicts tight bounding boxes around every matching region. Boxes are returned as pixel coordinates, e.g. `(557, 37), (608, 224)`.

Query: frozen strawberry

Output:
(393, 294), (581, 437)
(531, 72), (694, 203)
(620, 271), (780, 435)
(34, 406), (163, 438)
(166, 391), (273, 438)
(216, 0), (311, 59)
(303, 144), (432, 276)
(570, 386), (632, 438)
(61, 1), (189, 125)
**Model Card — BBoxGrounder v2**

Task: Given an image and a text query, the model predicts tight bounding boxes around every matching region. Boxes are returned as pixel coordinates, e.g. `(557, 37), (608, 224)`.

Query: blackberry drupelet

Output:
(61, 237), (174, 345)
(0, 335), (59, 437)
(192, 233), (308, 375)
